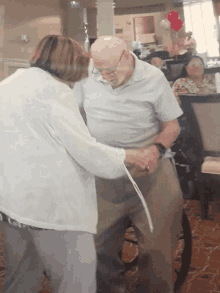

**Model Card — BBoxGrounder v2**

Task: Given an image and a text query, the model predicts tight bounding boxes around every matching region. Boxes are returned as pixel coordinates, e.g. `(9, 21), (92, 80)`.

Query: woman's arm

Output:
(172, 80), (182, 105)
(51, 96), (148, 179)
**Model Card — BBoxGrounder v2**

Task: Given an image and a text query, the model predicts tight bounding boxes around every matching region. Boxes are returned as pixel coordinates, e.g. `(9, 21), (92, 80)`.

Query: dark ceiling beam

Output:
(77, 0), (172, 8)
(115, 4), (166, 15)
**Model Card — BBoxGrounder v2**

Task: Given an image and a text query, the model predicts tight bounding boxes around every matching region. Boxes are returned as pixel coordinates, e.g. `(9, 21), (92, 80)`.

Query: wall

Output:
(114, 8), (185, 51)
(86, 1), (185, 51)
(86, 4), (166, 40)
(114, 13), (162, 50)
(0, 6), (5, 80)
(2, 0), (61, 60)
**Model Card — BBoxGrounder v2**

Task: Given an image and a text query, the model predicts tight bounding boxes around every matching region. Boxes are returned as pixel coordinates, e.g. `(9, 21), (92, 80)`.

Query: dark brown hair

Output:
(30, 35), (90, 82)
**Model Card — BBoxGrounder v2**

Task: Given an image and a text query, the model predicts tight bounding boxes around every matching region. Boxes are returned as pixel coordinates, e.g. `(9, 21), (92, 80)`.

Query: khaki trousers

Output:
(95, 158), (183, 293)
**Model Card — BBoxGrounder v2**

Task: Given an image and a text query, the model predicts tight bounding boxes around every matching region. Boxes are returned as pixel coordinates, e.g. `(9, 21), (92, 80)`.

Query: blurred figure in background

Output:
(184, 31), (197, 54)
(150, 57), (165, 70)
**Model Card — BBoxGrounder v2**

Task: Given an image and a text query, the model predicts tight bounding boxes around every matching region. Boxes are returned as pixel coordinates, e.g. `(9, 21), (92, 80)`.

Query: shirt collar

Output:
(130, 52), (148, 82)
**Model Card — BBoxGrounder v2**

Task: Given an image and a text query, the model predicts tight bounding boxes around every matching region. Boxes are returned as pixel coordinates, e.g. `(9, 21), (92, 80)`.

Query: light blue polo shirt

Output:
(73, 53), (183, 156)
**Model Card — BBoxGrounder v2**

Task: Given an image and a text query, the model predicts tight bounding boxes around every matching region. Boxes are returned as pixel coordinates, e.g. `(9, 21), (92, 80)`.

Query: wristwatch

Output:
(153, 143), (166, 158)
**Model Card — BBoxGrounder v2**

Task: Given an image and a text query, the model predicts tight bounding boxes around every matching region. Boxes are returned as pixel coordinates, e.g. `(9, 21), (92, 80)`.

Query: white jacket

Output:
(0, 67), (126, 234)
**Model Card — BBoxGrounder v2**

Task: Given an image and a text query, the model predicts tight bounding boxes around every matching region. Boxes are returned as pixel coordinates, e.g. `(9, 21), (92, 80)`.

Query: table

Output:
(204, 67), (220, 74)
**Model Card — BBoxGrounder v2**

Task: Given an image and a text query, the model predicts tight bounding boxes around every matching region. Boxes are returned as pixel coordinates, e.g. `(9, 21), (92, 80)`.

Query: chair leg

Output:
(201, 196), (209, 219)
(174, 210), (192, 292)
(198, 181), (209, 219)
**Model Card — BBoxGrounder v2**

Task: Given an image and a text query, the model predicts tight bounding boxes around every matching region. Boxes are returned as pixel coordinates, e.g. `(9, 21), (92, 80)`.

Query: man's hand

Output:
(142, 145), (160, 174)
(125, 145), (160, 174)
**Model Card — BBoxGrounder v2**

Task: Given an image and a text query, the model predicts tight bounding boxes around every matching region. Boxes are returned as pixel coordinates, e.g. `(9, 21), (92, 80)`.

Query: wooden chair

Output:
(119, 210), (192, 293)
(178, 94), (220, 219)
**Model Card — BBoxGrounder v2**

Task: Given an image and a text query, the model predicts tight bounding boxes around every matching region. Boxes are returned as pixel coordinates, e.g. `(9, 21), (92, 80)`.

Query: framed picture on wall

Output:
(133, 16), (155, 43)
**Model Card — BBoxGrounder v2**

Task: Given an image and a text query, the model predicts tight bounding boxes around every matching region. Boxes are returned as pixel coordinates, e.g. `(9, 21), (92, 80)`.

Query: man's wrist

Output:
(152, 143), (166, 158)
(149, 145), (160, 158)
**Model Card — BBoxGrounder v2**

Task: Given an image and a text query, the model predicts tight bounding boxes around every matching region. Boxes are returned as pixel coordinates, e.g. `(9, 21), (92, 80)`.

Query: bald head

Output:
(91, 36), (127, 67)
(151, 57), (164, 69)
(90, 36), (134, 89)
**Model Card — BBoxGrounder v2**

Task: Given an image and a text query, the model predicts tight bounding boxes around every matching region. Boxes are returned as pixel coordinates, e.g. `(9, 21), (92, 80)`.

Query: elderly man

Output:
(74, 36), (183, 293)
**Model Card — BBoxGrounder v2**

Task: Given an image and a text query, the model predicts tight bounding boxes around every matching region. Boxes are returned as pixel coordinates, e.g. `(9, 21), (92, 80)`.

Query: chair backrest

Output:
(176, 52), (191, 62)
(154, 51), (170, 60)
(197, 53), (207, 67)
(178, 94), (220, 161)
(204, 67), (220, 75)
(143, 50), (169, 62)
(166, 60), (185, 81)
(170, 63), (185, 80)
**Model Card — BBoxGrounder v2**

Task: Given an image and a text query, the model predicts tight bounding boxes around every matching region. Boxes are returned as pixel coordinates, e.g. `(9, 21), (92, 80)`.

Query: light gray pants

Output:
(0, 224), (96, 293)
(95, 158), (183, 293)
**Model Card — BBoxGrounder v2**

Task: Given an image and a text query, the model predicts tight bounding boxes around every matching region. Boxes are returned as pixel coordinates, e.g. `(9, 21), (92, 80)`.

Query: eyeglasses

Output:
(92, 50), (125, 76)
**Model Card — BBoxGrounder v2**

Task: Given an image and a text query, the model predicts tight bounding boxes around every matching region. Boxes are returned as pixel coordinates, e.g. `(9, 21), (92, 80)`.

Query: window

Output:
(183, 0), (219, 57)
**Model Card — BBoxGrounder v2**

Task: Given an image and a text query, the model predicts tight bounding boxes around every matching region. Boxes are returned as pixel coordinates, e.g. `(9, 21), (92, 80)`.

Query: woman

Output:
(0, 35), (150, 293)
(172, 55), (216, 104)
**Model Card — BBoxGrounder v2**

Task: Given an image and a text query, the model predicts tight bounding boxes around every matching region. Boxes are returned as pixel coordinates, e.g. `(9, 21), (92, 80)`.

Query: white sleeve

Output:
(51, 95), (126, 179)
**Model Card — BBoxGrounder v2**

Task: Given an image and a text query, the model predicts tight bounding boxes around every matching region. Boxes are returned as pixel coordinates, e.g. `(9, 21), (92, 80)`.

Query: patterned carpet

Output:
(1, 199), (220, 292)
(122, 199), (220, 293)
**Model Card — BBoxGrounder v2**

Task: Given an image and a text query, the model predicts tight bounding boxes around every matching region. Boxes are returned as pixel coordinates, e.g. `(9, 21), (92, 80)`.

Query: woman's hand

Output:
(125, 146), (160, 174)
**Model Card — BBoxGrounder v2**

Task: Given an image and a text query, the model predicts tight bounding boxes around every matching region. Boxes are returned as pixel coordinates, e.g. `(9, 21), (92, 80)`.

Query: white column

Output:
(96, 0), (115, 37)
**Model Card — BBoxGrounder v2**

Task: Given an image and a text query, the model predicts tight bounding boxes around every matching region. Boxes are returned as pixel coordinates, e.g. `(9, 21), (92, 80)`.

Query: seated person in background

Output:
(150, 57), (170, 80)
(172, 55), (216, 104)
(150, 56), (164, 69)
